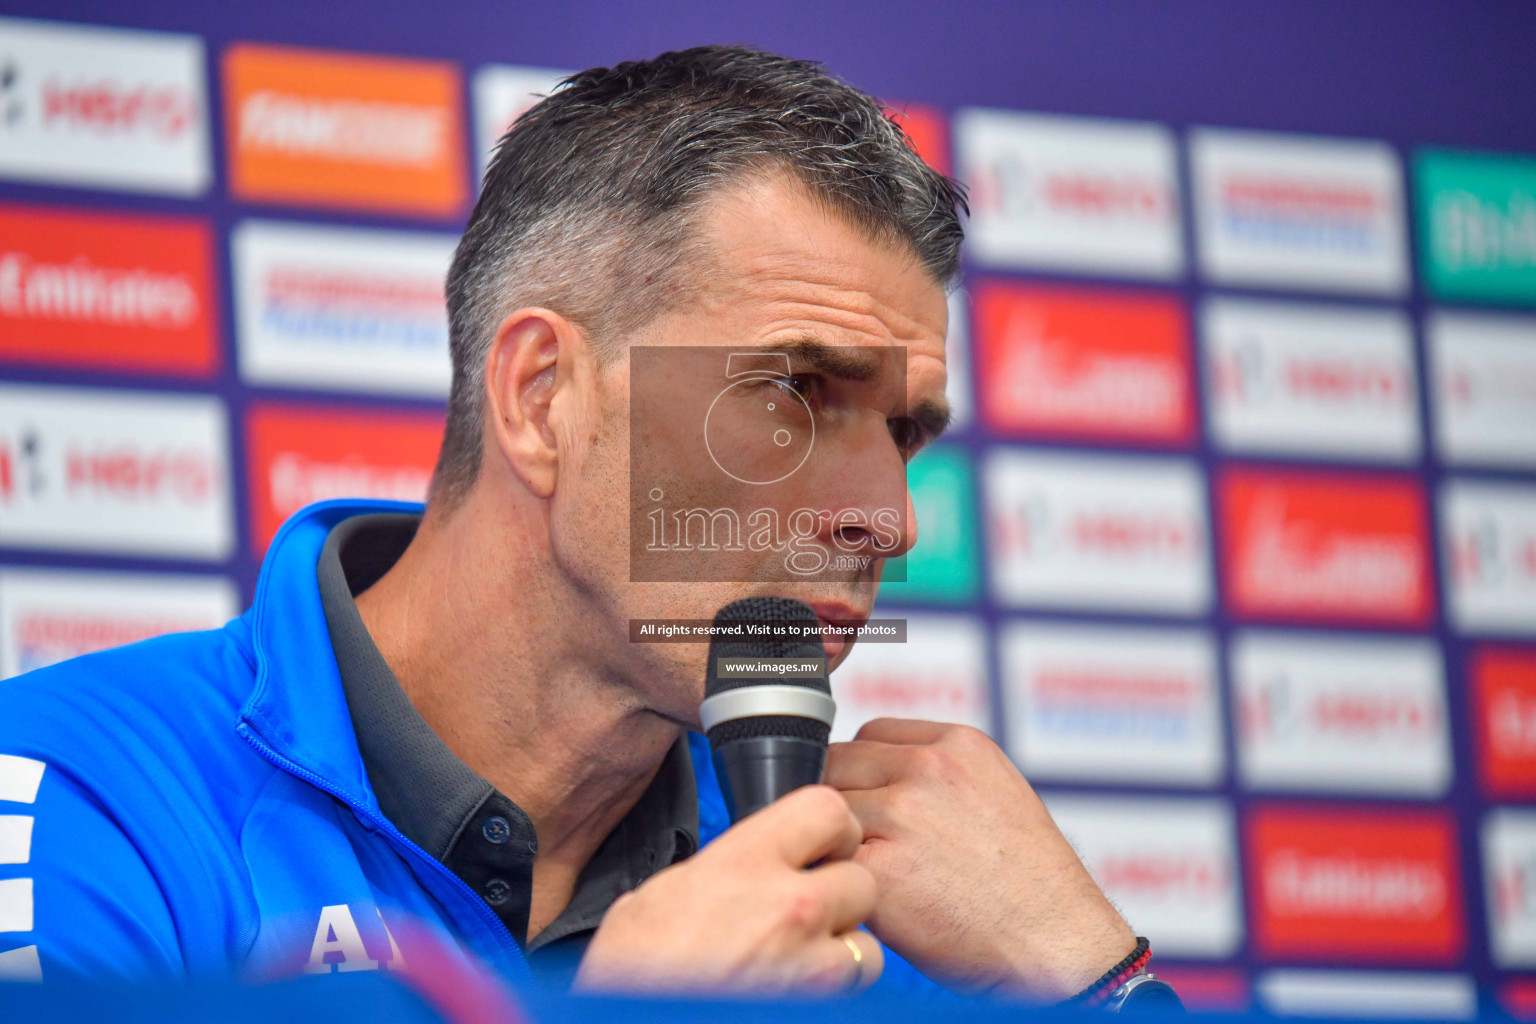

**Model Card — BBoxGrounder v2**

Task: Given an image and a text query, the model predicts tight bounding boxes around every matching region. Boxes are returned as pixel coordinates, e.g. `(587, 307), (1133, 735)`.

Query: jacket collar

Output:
(240, 498), (421, 816)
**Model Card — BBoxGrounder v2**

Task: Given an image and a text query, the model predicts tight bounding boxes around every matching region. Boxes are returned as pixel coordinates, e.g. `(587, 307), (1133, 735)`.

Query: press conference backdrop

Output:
(0, 0), (1534, 1016)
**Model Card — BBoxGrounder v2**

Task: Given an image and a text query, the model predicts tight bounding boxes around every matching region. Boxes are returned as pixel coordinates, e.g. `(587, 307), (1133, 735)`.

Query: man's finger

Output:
(817, 930), (884, 993)
(838, 787), (898, 838)
(853, 717), (953, 745)
(824, 740), (906, 791)
(728, 784), (861, 868)
(802, 859), (878, 935)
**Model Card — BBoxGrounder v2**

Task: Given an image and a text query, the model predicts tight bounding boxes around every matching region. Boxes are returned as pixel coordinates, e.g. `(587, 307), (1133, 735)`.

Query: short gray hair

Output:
(433, 44), (967, 508)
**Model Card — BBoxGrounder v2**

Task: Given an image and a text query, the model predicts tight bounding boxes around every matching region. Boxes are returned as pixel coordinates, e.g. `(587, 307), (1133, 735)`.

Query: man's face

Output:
(548, 172), (950, 724)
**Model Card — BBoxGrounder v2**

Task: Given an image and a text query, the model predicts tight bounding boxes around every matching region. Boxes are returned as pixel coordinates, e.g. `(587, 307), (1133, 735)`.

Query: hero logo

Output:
(1441, 480), (1536, 637)
(987, 449), (1211, 615)
(0, 18), (209, 194)
(1247, 805), (1464, 962)
(233, 220), (455, 397)
(1203, 298), (1419, 463)
(1483, 809), (1536, 968)
(1001, 622), (1223, 787)
(246, 403), (444, 553)
(1472, 646), (1536, 798)
(1219, 468), (1432, 626)
(1043, 795), (1242, 958)
(1232, 631), (1450, 797)
(974, 281), (1194, 446)
(1191, 129), (1408, 295)
(829, 615), (990, 742)
(1429, 311), (1536, 471)
(0, 567), (237, 678)
(956, 108), (1183, 279)
(0, 384), (232, 560)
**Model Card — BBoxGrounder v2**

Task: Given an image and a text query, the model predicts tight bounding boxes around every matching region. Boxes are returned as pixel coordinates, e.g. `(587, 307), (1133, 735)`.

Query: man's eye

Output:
(768, 374), (819, 403)
(888, 417), (924, 457)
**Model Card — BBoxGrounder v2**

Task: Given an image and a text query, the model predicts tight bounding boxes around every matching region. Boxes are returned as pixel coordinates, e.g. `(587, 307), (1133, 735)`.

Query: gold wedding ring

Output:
(841, 933), (865, 991)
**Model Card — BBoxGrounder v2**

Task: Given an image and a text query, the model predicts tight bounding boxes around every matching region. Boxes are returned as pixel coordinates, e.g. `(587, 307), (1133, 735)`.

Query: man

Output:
(0, 45), (1150, 1003)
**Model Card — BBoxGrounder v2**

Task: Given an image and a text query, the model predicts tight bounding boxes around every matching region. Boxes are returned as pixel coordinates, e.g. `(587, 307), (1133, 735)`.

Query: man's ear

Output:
(482, 307), (586, 499)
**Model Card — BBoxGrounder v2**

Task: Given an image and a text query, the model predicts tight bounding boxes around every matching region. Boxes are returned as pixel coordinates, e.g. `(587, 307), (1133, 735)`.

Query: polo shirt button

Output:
(484, 878), (512, 905)
(482, 816), (512, 844)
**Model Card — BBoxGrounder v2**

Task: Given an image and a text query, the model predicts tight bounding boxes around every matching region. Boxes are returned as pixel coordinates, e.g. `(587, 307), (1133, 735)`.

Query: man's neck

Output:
(352, 489), (680, 932)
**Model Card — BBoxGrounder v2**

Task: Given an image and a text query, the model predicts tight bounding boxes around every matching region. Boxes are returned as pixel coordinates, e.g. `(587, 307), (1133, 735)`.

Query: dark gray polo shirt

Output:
(316, 512), (698, 979)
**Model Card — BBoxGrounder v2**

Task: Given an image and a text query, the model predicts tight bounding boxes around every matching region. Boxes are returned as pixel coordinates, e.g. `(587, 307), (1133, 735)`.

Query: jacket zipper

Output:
(238, 723), (531, 979)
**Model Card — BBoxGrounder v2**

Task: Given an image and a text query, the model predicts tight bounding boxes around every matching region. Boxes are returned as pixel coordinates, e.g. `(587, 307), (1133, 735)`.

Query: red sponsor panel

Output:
(974, 281), (1195, 446)
(1150, 967), (1250, 1012)
(885, 103), (949, 175)
(1473, 645), (1536, 798)
(1505, 979), (1536, 1022)
(1246, 805), (1465, 964)
(245, 403), (444, 554)
(0, 204), (218, 377)
(1217, 467), (1434, 626)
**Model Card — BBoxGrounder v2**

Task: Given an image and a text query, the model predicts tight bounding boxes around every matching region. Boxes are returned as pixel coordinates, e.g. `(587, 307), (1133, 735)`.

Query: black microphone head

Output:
(703, 596), (832, 750)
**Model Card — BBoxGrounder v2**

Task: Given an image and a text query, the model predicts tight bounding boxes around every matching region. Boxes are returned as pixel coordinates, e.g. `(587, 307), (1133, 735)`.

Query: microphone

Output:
(699, 596), (838, 823)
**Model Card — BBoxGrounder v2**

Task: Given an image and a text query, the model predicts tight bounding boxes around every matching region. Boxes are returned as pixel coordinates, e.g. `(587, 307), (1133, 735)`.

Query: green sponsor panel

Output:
(878, 445), (980, 604)
(1417, 148), (1536, 305)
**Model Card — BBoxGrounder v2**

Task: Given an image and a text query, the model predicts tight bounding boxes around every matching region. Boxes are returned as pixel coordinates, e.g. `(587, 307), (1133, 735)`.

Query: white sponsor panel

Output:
(1484, 808), (1536, 968)
(0, 17), (209, 195)
(1257, 971), (1477, 1020)
(1190, 128), (1408, 295)
(1202, 298), (1420, 462)
(829, 613), (989, 742)
(1231, 630), (1450, 796)
(1042, 794), (1242, 958)
(1440, 479), (1536, 637)
(986, 449), (1211, 614)
(0, 567), (238, 679)
(1429, 310), (1536, 470)
(472, 64), (572, 178)
(0, 384), (232, 560)
(956, 109), (1183, 279)
(944, 289), (973, 429)
(232, 220), (456, 397)
(1000, 621), (1222, 786)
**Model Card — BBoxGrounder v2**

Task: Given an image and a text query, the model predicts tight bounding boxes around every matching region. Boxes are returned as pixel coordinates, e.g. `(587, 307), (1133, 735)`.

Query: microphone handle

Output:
(712, 736), (828, 823)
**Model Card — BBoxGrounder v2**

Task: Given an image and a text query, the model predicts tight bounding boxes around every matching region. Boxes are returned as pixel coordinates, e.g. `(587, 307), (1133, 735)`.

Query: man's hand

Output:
(824, 719), (1135, 1000)
(576, 784), (884, 995)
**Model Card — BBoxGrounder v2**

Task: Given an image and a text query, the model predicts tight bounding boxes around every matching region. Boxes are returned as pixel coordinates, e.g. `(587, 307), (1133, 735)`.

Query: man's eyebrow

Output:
(759, 336), (885, 382)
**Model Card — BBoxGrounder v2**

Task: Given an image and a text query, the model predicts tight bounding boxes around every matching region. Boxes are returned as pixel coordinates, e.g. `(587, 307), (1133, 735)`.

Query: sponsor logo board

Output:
(829, 613), (989, 742)
(1232, 630), (1450, 797)
(1257, 971), (1477, 1020)
(0, 567), (237, 678)
(986, 449), (1211, 615)
(1042, 794), (1242, 958)
(232, 219), (455, 397)
(1483, 808), (1536, 968)
(1247, 805), (1464, 963)
(1472, 645), (1536, 798)
(1190, 128), (1408, 295)
(956, 108), (1183, 279)
(1441, 479), (1536, 637)
(1417, 148), (1536, 306)
(0, 203), (218, 378)
(1202, 297), (1419, 463)
(877, 445), (979, 605)
(1000, 621), (1222, 786)
(224, 43), (466, 218)
(0, 383), (232, 560)
(1218, 468), (1434, 627)
(0, 16), (209, 195)
(943, 288), (972, 429)
(1429, 310), (1536, 470)
(886, 103), (950, 176)
(974, 281), (1195, 446)
(470, 64), (571, 179)
(245, 403), (444, 553)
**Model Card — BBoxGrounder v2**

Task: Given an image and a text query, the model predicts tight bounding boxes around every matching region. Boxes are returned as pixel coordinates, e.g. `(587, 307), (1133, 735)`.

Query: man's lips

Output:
(809, 602), (870, 661)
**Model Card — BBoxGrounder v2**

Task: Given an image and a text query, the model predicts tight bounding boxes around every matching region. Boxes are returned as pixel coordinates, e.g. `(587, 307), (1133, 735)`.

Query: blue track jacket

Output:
(0, 499), (934, 994)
